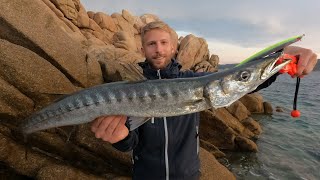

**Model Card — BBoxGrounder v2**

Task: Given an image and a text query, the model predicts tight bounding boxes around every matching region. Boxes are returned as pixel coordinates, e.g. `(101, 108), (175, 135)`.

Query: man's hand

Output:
(91, 115), (129, 144)
(284, 46), (318, 77)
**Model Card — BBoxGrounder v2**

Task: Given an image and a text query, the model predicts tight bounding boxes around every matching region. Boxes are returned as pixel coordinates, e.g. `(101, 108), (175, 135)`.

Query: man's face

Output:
(141, 29), (175, 70)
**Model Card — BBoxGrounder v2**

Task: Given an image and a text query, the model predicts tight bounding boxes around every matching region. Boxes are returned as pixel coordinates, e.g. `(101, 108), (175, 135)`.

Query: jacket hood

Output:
(138, 59), (182, 79)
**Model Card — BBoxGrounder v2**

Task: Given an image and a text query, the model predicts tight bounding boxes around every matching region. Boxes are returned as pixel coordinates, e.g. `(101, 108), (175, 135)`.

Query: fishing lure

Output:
(236, 35), (304, 67)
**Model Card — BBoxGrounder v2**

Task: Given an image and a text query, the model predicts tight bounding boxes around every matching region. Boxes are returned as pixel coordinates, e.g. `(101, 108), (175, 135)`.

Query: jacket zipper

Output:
(196, 126), (199, 155)
(164, 117), (169, 180)
(157, 69), (169, 180)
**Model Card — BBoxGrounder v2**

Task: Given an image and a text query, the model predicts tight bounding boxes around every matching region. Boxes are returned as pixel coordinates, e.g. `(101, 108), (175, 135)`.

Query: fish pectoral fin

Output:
(128, 117), (151, 131)
(182, 99), (206, 111)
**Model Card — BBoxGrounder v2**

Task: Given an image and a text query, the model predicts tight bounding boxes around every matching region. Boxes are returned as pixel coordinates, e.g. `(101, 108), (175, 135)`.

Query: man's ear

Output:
(141, 47), (145, 55)
(171, 45), (175, 54)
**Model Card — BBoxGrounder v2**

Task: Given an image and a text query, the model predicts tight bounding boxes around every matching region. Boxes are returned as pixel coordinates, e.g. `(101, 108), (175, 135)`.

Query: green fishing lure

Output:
(236, 35), (304, 67)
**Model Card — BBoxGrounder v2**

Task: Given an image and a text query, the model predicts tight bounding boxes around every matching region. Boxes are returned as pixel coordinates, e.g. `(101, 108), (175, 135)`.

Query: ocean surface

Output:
(222, 71), (320, 180)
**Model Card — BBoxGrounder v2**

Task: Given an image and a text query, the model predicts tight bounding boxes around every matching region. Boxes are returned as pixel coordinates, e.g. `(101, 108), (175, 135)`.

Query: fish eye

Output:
(238, 70), (251, 81)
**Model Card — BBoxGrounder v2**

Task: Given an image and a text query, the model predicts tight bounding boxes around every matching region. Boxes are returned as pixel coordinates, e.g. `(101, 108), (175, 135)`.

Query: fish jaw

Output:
(261, 53), (292, 80)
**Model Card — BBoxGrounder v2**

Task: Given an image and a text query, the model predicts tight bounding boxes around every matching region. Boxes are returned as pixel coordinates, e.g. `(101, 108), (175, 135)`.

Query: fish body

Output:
(21, 52), (290, 134)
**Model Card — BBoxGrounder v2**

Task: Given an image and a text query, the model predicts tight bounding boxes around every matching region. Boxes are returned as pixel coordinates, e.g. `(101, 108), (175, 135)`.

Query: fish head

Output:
(205, 51), (292, 108)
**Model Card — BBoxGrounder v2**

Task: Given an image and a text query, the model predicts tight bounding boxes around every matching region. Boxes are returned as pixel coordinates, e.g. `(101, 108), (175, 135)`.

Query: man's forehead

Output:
(144, 29), (171, 41)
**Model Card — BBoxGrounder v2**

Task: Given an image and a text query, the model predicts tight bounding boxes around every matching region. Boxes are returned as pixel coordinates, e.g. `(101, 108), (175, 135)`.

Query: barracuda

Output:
(20, 51), (291, 134)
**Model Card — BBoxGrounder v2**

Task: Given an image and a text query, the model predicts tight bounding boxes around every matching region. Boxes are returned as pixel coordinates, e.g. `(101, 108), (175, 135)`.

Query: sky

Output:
(81, 0), (319, 64)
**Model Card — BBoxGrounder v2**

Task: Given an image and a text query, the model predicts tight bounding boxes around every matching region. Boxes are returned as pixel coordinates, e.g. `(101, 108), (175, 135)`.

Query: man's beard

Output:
(152, 53), (167, 60)
(148, 54), (171, 69)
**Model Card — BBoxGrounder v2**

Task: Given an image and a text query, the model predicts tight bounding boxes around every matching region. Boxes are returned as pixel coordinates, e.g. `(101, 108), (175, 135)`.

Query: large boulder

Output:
(0, 77), (34, 119)
(235, 136), (258, 152)
(199, 148), (236, 180)
(226, 101), (251, 122)
(111, 12), (137, 37)
(140, 14), (160, 24)
(0, 125), (108, 179)
(200, 107), (258, 152)
(113, 31), (138, 52)
(92, 12), (118, 32)
(263, 101), (274, 114)
(200, 110), (236, 150)
(177, 34), (210, 70)
(0, 39), (78, 110)
(0, 0), (98, 88)
(239, 93), (265, 113)
(241, 117), (262, 136)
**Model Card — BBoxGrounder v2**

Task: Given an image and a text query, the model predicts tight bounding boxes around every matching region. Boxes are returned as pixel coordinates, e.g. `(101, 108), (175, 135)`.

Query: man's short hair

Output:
(141, 21), (175, 45)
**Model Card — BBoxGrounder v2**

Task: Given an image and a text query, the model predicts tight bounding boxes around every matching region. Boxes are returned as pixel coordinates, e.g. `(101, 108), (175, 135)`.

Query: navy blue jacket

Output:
(112, 59), (278, 179)
(113, 59), (207, 180)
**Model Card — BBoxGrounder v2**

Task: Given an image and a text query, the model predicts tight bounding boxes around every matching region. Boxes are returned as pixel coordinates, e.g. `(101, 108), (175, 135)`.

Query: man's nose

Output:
(155, 42), (163, 52)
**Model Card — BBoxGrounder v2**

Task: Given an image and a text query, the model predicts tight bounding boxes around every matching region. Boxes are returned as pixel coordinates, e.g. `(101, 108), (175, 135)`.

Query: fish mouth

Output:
(261, 53), (292, 79)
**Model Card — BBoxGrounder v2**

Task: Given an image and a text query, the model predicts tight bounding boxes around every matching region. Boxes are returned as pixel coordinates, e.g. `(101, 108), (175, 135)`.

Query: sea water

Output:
(223, 71), (320, 180)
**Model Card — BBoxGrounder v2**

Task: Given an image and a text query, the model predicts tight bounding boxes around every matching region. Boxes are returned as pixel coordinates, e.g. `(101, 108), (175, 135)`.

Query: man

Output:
(91, 21), (318, 179)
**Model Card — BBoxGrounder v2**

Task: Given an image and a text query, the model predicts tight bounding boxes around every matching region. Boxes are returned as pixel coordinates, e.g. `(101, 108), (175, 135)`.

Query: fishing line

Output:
(291, 77), (301, 117)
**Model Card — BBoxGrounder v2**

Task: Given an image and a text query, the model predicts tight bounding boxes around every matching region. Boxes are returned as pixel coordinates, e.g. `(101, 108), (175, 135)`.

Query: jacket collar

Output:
(138, 59), (182, 79)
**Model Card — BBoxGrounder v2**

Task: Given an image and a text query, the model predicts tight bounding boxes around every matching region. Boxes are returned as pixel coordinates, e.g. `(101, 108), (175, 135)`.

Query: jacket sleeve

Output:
(180, 70), (211, 78)
(112, 118), (139, 152)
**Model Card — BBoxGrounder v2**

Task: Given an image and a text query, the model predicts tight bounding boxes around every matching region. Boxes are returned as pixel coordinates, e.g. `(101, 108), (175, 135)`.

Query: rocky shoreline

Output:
(0, 0), (274, 179)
